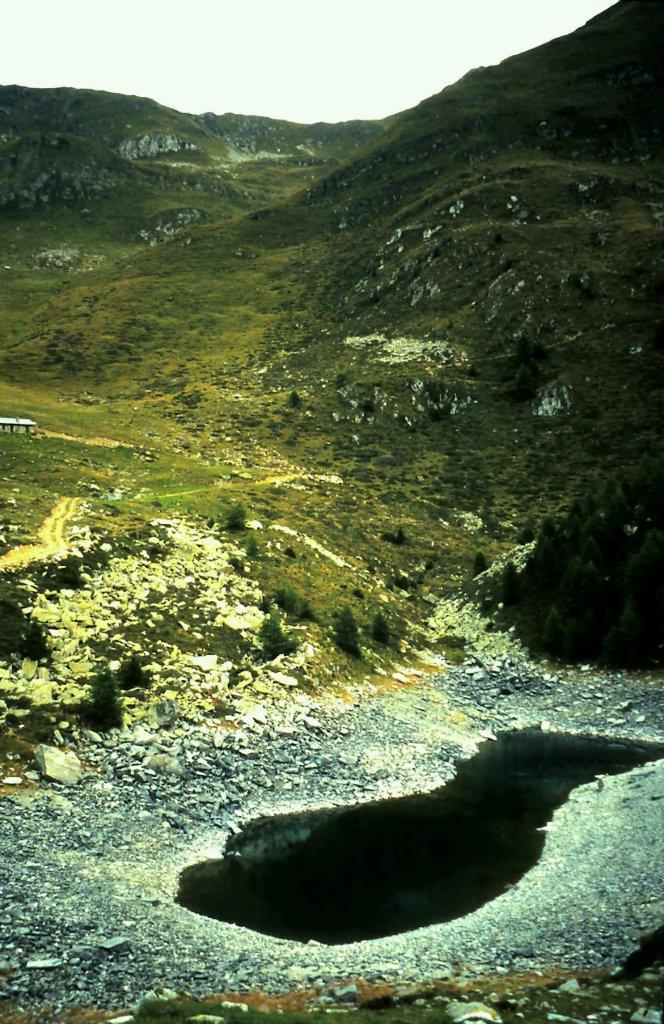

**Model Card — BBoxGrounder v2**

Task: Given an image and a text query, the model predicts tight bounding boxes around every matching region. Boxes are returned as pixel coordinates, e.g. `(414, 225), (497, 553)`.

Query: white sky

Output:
(3, 0), (615, 124)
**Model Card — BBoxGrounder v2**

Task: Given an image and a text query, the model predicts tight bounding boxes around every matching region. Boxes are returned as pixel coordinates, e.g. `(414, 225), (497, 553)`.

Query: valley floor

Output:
(1, 657), (662, 1017)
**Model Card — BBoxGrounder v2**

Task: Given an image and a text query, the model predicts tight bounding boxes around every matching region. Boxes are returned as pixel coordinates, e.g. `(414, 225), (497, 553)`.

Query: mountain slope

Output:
(0, 0), (662, 682)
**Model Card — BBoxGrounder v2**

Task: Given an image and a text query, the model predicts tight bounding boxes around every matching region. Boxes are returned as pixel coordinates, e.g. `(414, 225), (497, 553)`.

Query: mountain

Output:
(0, 84), (384, 168)
(1, 6), (663, 1015)
(0, 79), (378, 342)
(0, 84), (384, 273)
(0, 0), (662, 691)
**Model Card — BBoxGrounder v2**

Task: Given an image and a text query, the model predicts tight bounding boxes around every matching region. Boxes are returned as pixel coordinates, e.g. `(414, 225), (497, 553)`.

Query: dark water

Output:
(177, 730), (659, 944)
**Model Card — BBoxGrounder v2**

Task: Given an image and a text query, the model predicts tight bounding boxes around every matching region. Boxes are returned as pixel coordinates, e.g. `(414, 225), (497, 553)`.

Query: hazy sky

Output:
(4, 0), (615, 123)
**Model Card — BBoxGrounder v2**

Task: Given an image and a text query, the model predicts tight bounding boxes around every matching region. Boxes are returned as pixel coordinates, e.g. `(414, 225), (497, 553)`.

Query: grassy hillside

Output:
(0, 0), (662, 701)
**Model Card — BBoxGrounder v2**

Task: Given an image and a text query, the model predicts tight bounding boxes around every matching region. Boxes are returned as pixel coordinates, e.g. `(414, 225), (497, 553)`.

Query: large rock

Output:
(533, 382), (572, 416)
(28, 681), (54, 706)
(191, 654), (218, 671)
(20, 658), (38, 680)
(631, 1011), (662, 1024)
(147, 698), (179, 728)
(329, 984), (359, 1004)
(144, 753), (182, 776)
(34, 745), (82, 785)
(134, 987), (178, 1013)
(98, 936), (132, 955)
(446, 1003), (502, 1024)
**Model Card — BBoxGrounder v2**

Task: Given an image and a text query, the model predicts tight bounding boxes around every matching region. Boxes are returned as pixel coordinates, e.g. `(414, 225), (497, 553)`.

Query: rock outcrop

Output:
(137, 207), (208, 244)
(118, 132), (198, 160)
(533, 383), (572, 416)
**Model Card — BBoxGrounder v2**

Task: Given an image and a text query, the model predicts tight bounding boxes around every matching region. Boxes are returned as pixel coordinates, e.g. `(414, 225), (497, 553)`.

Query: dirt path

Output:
(156, 471), (341, 501)
(38, 429), (125, 449)
(0, 497), (81, 573)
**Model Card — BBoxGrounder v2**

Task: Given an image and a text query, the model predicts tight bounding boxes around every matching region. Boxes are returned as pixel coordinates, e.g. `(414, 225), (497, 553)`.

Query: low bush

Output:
(381, 526), (406, 546)
(275, 585), (317, 621)
(59, 555), (84, 588)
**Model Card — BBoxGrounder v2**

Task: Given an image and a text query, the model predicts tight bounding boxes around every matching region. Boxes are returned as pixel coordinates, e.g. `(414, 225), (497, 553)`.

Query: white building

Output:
(0, 417), (37, 434)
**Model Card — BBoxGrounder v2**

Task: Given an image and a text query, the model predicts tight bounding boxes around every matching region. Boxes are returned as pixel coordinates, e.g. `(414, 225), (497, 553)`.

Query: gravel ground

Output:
(0, 656), (662, 1016)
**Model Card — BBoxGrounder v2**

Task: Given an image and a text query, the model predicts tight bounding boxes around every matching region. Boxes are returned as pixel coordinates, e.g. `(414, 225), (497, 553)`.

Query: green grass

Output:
(125, 970), (663, 1024)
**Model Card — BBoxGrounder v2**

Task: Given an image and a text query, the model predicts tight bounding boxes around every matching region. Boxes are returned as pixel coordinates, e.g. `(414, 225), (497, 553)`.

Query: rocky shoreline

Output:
(1, 656), (663, 1016)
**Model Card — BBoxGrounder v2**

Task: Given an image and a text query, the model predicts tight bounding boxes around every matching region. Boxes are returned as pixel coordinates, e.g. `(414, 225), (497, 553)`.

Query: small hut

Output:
(0, 417), (37, 434)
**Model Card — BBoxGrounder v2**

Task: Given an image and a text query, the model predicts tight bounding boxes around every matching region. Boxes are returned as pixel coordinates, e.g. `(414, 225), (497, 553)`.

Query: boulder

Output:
(98, 936), (132, 955)
(129, 725), (155, 745)
(631, 1012), (662, 1024)
(446, 1002), (502, 1024)
(147, 698), (179, 728)
(20, 658), (38, 680)
(144, 753), (182, 776)
(329, 984), (359, 1004)
(29, 681), (54, 706)
(556, 979), (582, 994)
(134, 988), (179, 1013)
(34, 745), (82, 785)
(191, 654), (218, 671)
(268, 671), (299, 687)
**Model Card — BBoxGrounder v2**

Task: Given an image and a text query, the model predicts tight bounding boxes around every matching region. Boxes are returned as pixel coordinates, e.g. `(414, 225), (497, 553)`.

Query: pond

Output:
(177, 730), (660, 944)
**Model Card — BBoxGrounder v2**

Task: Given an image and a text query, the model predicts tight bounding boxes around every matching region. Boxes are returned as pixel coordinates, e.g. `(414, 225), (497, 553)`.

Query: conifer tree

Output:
(225, 503), (247, 530)
(513, 364), (536, 401)
(20, 620), (50, 662)
(83, 666), (124, 730)
(501, 562), (520, 605)
(117, 653), (150, 690)
(626, 530), (664, 608)
(259, 612), (297, 660)
(371, 611), (390, 644)
(332, 605), (361, 656)
(473, 551), (488, 577)
(542, 606), (564, 655)
(603, 598), (643, 667)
